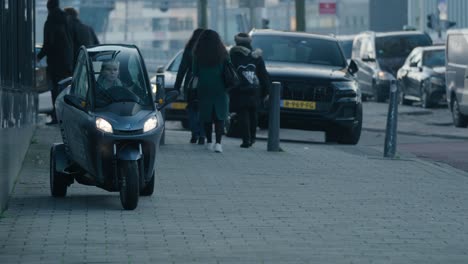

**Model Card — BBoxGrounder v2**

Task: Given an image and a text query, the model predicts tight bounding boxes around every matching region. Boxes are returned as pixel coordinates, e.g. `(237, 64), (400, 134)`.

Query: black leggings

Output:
(204, 109), (224, 144)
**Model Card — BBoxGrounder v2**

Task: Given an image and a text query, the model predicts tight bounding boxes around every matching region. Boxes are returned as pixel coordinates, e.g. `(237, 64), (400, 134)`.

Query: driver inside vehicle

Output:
(97, 60), (123, 89)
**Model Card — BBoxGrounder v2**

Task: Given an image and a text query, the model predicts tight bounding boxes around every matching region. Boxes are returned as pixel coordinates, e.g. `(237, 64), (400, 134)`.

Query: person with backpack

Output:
(229, 33), (270, 148)
(174, 28), (205, 144)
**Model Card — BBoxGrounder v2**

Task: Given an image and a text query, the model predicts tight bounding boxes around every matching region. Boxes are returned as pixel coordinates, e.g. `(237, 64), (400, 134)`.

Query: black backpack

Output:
(236, 55), (260, 93)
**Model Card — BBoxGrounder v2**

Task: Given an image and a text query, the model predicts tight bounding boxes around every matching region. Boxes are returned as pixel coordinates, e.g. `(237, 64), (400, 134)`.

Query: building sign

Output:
(319, 2), (336, 15)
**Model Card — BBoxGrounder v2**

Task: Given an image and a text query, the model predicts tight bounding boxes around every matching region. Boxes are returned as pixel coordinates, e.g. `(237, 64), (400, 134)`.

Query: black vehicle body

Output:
(248, 30), (362, 144)
(51, 45), (177, 210)
(397, 46), (446, 108)
(445, 29), (468, 127)
(352, 31), (432, 102)
(150, 50), (189, 128)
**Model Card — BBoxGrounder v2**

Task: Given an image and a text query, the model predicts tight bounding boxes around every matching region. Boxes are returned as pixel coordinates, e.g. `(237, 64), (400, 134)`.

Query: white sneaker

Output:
(214, 143), (223, 153)
(206, 143), (214, 151)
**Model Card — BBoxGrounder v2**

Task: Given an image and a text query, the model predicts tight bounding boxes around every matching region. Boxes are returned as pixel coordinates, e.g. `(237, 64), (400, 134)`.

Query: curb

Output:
(362, 127), (468, 140)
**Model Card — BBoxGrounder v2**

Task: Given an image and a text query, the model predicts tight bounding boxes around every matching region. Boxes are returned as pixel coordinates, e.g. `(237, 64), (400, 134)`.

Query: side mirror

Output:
(362, 54), (375, 62)
(348, 60), (359, 75)
(157, 90), (179, 110)
(64, 94), (86, 112)
(156, 66), (165, 74)
(58, 76), (73, 92)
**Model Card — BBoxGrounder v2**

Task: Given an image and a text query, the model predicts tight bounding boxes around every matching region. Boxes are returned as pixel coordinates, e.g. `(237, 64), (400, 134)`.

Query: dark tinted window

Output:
(339, 40), (353, 59)
(423, 50), (445, 67)
(167, 51), (183, 72)
(252, 35), (347, 67)
(447, 34), (468, 65)
(375, 34), (432, 59)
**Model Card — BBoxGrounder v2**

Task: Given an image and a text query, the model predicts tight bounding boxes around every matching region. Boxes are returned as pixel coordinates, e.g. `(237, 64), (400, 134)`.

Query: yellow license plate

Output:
(170, 102), (187, 110)
(281, 100), (316, 110)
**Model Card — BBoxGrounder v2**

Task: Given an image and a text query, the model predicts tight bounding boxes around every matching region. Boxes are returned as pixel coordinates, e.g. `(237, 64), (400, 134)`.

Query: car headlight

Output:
(430, 77), (445, 86)
(143, 116), (158, 132)
(151, 83), (158, 94)
(377, 71), (395, 80)
(333, 81), (358, 97)
(96, 117), (113, 133)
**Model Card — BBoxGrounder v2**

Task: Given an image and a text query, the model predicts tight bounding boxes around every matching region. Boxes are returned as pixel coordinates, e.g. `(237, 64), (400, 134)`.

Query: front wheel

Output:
(119, 160), (139, 210)
(50, 144), (68, 197)
(337, 104), (363, 145)
(452, 97), (468, 128)
(421, 88), (432, 108)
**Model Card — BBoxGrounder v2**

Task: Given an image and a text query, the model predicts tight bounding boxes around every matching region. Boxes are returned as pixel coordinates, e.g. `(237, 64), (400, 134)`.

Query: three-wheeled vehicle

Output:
(50, 45), (177, 210)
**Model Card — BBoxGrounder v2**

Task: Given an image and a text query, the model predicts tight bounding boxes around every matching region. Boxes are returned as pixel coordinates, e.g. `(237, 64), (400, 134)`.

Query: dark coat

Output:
(68, 17), (99, 64)
(229, 46), (270, 112)
(193, 59), (229, 122)
(37, 7), (73, 80)
(174, 48), (194, 101)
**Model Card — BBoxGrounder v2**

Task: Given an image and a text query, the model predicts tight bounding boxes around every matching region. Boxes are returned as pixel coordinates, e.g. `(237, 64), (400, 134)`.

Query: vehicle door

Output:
(447, 33), (468, 111)
(62, 49), (93, 171)
(406, 50), (423, 97)
(352, 36), (368, 93)
(358, 36), (376, 95)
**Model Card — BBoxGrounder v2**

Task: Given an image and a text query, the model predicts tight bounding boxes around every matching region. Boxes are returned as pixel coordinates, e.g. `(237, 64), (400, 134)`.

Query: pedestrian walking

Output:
(174, 28), (206, 145)
(64, 7), (100, 65)
(37, 0), (74, 125)
(192, 30), (230, 153)
(229, 33), (270, 148)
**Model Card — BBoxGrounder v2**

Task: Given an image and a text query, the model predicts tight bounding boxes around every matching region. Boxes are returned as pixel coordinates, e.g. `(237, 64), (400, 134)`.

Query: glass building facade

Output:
(0, 0), (36, 212)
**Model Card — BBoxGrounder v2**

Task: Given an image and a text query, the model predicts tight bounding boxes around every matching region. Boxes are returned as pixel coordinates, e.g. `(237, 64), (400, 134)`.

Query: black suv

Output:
(352, 31), (432, 102)
(249, 30), (362, 144)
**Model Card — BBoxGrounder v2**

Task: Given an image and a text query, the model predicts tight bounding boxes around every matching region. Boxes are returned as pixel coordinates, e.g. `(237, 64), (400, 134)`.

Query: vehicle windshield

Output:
(339, 40), (353, 59)
(252, 35), (347, 67)
(376, 34), (432, 59)
(89, 48), (152, 108)
(423, 49), (445, 67)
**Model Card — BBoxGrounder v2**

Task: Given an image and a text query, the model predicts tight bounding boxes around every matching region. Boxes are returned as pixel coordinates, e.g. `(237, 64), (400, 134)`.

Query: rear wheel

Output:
(119, 160), (139, 210)
(421, 88), (432, 108)
(140, 172), (155, 196)
(50, 145), (68, 197)
(373, 81), (386, 102)
(452, 97), (468, 128)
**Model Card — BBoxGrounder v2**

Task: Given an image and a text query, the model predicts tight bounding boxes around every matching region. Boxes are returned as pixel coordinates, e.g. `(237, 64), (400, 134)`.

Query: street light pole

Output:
(198, 0), (208, 29)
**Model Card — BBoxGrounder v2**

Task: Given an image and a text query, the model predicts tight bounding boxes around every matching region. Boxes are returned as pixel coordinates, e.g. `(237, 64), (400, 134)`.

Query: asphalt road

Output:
(166, 100), (468, 173)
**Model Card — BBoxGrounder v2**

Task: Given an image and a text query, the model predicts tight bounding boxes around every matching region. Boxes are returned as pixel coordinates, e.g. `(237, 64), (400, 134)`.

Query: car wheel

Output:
(139, 172), (155, 196)
(373, 81), (386, 103)
(225, 113), (241, 138)
(337, 104), (363, 145)
(119, 160), (139, 210)
(421, 89), (432, 108)
(181, 119), (189, 130)
(451, 97), (468, 128)
(50, 144), (68, 197)
(258, 115), (268, 129)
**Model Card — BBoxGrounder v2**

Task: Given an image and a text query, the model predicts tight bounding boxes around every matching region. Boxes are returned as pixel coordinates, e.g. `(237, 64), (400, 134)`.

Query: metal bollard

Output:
(267, 82), (281, 152)
(160, 109), (166, 145)
(384, 80), (399, 158)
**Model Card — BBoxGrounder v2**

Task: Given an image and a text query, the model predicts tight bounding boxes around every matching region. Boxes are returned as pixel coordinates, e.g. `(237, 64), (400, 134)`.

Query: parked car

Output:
(245, 29), (362, 144)
(337, 34), (356, 61)
(352, 31), (432, 102)
(397, 46), (446, 108)
(51, 45), (178, 210)
(150, 50), (190, 128)
(35, 44), (53, 114)
(445, 29), (468, 127)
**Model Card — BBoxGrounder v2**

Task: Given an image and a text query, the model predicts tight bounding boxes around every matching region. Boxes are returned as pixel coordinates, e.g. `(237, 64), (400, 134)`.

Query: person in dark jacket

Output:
(37, 0), (74, 125)
(229, 33), (270, 148)
(64, 7), (99, 65)
(192, 30), (230, 153)
(174, 28), (205, 144)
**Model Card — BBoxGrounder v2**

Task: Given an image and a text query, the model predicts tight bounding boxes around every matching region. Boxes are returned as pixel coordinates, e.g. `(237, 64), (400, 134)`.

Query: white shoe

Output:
(206, 143), (214, 151)
(214, 143), (223, 153)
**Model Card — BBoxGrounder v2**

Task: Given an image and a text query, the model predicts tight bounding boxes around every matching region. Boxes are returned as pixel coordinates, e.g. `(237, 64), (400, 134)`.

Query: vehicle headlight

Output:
(151, 83), (158, 94)
(430, 77), (445, 86)
(377, 71), (395, 80)
(96, 117), (113, 133)
(333, 81), (358, 96)
(143, 116), (158, 132)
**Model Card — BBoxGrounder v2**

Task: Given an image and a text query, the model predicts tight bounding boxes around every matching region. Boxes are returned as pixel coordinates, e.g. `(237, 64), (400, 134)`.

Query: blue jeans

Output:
(187, 104), (205, 138)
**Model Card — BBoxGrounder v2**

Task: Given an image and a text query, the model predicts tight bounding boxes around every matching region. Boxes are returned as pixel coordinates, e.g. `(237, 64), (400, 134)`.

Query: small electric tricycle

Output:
(50, 45), (177, 210)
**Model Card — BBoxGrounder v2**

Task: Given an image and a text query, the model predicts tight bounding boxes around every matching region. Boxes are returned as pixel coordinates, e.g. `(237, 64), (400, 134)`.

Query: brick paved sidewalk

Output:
(1, 125), (468, 263)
